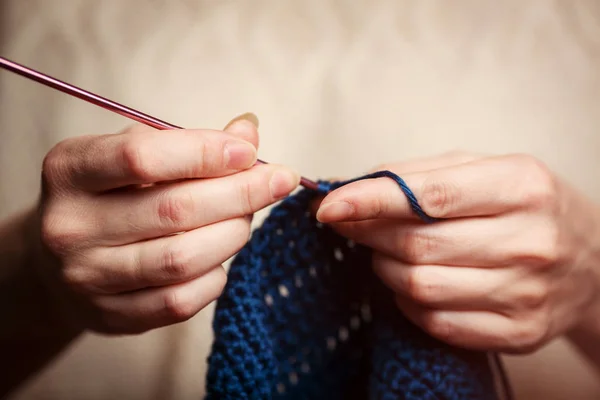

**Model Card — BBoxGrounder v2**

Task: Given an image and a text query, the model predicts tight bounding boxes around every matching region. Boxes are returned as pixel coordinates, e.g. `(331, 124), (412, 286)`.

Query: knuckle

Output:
(120, 136), (155, 181)
(41, 142), (72, 188)
(163, 289), (197, 322)
(59, 257), (105, 294)
(182, 136), (211, 177)
(422, 313), (453, 342)
(405, 267), (442, 305)
(508, 318), (549, 353)
(228, 218), (252, 252)
(196, 138), (211, 175)
(421, 178), (458, 218)
(60, 266), (88, 290)
(399, 229), (435, 264)
(239, 178), (256, 215)
(157, 190), (196, 227)
(371, 192), (392, 219)
(538, 226), (561, 265)
(519, 226), (561, 268)
(41, 147), (63, 179)
(515, 282), (549, 310)
(526, 246), (561, 269)
(40, 213), (83, 255)
(514, 155), (557, 209)
(161, 245), (193, 280)
(212, 267), (228, 297)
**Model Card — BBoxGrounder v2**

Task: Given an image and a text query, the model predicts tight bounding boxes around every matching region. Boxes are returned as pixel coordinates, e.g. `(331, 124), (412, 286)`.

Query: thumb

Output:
(223, 112), (260, 150)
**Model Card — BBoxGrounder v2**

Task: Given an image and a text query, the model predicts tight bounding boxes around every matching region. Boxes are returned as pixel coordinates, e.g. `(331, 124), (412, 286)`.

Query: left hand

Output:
(316, 152), (600, 353)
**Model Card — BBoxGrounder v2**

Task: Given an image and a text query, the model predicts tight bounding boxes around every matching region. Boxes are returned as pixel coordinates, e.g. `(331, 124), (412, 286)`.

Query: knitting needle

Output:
(0, 56), (320, 191)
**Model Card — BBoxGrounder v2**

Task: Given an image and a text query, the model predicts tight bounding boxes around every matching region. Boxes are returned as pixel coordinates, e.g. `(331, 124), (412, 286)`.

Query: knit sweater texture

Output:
(206, 174), (499, 400)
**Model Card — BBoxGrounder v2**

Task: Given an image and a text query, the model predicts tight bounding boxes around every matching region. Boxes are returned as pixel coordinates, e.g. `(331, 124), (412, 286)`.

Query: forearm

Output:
(0, 207), (82, 398)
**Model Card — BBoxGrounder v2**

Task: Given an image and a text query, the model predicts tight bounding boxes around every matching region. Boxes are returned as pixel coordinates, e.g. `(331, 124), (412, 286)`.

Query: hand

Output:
(316, 152), (600, 353)
(33, 114), (300, 335)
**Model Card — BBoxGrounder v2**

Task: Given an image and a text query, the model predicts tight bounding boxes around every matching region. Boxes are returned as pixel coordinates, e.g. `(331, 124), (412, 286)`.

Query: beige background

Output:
(1, 1), (600, 399)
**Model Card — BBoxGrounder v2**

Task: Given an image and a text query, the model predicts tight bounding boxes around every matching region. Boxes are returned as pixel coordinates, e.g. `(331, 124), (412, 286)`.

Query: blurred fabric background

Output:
(1, 1), (599, 399)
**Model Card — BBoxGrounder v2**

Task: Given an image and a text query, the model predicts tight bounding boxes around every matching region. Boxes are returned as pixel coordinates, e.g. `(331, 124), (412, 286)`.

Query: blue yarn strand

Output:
(316, 170), (437, 224)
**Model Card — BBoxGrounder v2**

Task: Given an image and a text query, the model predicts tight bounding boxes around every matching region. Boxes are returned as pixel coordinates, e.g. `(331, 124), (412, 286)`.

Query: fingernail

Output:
(224, 140), (257, 169)
(224, 112), (259, 129)
(270, 169), (300, 199)
(316, 201), (354, 222)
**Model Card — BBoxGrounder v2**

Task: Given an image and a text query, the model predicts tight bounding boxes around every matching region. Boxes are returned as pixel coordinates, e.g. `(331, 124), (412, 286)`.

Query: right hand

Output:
(34, 114), (299, 334)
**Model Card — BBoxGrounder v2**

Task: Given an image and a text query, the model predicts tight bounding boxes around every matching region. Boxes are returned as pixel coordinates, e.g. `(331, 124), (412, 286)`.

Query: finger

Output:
(311, 152), (483, 215)
(373, 253), (516, 310)
(329, 214), (546, 266)
(96, 163), (299, 244)
(395, 298), (547, 353)
(317, 154), (544, 222)
(70, 217), (250, 294)
(92, 266), (226, 334)
(126, 115), (260, 189)
(120, 114), (261, 148)
(66, 125), (259, 191)
(223, 112), (260, 149)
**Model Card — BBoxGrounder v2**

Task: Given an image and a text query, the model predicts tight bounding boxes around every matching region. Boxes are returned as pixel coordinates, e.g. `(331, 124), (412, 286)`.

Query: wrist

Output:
(0, 207), (82, 397)
(0, 206), (82, 340)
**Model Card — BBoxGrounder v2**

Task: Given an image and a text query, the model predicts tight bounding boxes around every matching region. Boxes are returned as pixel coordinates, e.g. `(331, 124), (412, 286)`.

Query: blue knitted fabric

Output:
(205, 172), (500, 400)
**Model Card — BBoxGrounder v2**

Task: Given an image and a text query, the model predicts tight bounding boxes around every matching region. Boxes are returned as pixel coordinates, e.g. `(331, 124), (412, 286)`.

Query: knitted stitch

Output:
(206, 172), (501, 400)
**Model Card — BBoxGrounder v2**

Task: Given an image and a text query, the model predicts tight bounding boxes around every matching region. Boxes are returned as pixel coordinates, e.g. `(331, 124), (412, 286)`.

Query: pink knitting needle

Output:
(0, 56), (319, 191)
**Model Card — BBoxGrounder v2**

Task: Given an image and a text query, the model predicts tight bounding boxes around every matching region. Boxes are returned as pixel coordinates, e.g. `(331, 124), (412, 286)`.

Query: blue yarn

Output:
(318, 170), (437, 224)
(205, 171), (502, 400)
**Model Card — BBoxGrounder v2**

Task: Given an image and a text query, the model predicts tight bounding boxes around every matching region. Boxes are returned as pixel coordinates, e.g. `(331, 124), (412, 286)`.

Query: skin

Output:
(316, 152), (600, 365)
(3, 128), (600, 395)
(0, 114), (300, 396)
